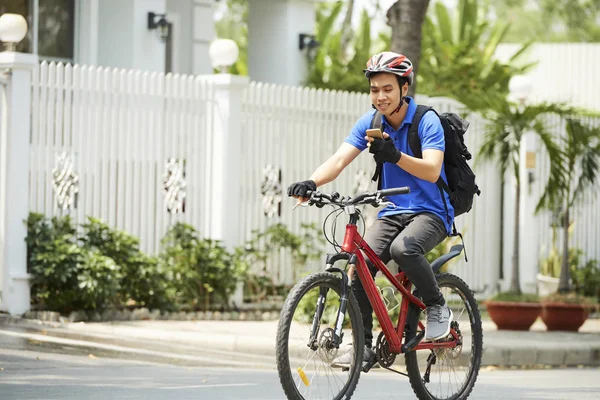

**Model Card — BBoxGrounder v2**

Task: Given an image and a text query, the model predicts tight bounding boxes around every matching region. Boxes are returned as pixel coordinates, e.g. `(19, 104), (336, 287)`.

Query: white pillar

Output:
(200, 74), (250, 250)
(248, 0), (317, 86)
(0, 51), (38, 315)
(519, 131), (540, 294)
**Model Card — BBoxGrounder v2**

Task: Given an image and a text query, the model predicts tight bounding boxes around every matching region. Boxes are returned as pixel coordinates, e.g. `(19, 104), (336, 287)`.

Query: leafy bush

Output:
(27, 214), (82, 312)
(27, 214), (121, 313)
(571, 259), (600, 301)
(77, 250), (122, 310)
(237, 223), (324, 303)
(160, 223), (246, 310)
(81, 218), (174, 310)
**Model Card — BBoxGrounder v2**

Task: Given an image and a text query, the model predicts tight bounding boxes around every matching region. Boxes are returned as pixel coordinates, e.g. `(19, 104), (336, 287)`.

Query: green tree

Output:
(484, 0), (600, 42)
(536, 118), (600, 292)
(478, 100), (573, 294)
(305, 2), (375, 93)
(418, 0), (535, 112)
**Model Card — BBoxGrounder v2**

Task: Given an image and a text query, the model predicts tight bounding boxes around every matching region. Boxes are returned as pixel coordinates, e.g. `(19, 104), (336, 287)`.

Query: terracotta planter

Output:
(485, 301), (542, 330)
(541, 303), (590, 332)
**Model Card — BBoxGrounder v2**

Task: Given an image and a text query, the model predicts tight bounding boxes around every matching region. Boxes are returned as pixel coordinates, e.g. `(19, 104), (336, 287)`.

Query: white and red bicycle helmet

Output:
(364, 52), (414, 86)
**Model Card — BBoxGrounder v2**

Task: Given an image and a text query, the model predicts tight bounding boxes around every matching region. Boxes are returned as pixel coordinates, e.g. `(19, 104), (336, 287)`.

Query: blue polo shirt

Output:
(344, 97), (454, 233)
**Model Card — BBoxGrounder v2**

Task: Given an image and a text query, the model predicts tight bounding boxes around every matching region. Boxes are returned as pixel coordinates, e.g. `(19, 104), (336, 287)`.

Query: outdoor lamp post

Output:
(0, 13), (28, 52)
(209, 39), (239, 74)
(509, 75), (533, 105)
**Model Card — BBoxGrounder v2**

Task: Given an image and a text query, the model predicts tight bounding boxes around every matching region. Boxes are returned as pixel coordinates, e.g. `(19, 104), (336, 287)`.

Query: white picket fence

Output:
(27, 62), (600, 296)
(30, 62), (217, 254)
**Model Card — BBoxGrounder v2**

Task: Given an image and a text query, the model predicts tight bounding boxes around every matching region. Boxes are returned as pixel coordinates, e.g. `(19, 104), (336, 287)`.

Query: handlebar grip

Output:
(379, 186), (410, 197)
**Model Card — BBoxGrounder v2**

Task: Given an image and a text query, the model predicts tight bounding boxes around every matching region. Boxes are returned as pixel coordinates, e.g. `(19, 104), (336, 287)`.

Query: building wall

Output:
(248, 0), (316, 86)
(496, 43), (600, 112)
(97, 0), (136, 69)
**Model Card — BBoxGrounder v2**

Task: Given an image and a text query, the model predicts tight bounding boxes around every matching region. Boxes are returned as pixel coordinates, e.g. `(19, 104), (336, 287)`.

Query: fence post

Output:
(201, 74), (250, 250)
(0, 51), (38, 315)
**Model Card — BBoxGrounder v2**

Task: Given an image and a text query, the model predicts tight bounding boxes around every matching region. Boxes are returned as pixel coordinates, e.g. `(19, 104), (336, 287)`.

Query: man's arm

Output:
(310, 143), (361, 187)
(396, 148), (444, 183)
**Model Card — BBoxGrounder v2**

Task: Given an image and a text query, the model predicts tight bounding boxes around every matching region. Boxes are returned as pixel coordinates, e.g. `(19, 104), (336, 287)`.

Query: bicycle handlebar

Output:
(303, 186), (410, 209)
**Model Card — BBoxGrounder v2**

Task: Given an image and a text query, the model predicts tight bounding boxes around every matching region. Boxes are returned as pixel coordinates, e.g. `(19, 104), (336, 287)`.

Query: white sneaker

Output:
(425, 303), (453, 341)
(330, 344), (377, 369)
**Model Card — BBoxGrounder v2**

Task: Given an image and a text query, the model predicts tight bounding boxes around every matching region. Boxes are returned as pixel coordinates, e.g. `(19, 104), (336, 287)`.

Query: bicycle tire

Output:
(404, 273), (483, 400)
(276, 271), (364, 400)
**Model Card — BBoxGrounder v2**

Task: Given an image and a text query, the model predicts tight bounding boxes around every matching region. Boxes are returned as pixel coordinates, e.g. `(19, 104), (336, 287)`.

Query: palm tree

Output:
(418, 0), (535, 112)
(536, 118), (600, 292)
(478, 100), (573, 294)
(306, 3), (375, 93)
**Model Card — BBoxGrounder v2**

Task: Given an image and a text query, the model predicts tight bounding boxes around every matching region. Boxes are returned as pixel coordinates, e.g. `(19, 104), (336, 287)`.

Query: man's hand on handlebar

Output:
(287, 180), (317, 205)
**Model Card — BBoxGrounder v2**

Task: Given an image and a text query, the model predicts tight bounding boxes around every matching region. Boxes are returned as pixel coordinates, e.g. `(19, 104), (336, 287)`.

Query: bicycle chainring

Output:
(375, 331), (396, 368)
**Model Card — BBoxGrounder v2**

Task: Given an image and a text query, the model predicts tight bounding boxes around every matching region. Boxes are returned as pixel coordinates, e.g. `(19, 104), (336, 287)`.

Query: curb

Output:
(2, 316), (599, 368)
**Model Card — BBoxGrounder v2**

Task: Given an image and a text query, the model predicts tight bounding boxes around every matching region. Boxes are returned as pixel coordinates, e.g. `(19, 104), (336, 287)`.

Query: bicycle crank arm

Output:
(401, 330), (425, 353)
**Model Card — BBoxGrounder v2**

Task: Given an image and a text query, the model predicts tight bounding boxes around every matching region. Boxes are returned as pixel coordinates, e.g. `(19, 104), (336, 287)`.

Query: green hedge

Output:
(26, 213), (323, 315)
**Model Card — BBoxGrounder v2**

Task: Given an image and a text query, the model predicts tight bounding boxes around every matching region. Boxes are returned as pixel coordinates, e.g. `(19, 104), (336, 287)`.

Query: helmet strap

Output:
(390, 96), (404, 116)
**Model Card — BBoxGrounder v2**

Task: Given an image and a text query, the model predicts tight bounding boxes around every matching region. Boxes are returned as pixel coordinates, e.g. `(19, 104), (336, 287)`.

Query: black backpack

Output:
(370, 105), (481, 224)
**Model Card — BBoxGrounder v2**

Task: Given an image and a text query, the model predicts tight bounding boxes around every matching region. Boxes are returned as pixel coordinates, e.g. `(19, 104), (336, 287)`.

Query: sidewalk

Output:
(1, 314), (599, 368)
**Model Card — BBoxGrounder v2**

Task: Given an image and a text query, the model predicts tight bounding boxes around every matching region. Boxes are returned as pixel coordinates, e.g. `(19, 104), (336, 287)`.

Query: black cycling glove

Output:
(369, 137), (401, 164)
(287, 180), (317, 198)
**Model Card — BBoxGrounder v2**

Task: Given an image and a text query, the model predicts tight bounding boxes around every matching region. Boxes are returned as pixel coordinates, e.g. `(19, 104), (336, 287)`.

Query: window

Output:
(0, 0), (75, 61)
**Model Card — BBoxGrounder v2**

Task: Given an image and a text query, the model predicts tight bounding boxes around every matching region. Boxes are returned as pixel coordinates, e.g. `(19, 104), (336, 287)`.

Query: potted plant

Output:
(540, 292), (594, 332)
(478, 96), (573, 330)
(485, 292), (541, 330)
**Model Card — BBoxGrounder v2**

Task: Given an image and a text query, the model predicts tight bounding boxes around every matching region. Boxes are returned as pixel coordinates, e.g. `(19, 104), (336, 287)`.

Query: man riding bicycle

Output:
(287, 52), (454, 368)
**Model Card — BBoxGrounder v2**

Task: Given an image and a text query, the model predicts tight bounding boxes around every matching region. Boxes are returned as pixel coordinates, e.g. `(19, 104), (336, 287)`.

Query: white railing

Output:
(240, 84), (502, 294)
(30, 62), (217, 254)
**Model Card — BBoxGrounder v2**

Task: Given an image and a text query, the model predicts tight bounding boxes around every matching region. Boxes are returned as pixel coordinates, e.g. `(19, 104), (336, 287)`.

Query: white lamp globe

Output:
(0, 13), (28, 51)
(509, 75), (533, 103)
(209, 39), (239, 73)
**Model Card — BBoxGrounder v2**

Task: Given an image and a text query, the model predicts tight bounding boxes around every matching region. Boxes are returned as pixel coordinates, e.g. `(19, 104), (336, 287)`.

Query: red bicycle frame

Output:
(342, 223), (459, 354)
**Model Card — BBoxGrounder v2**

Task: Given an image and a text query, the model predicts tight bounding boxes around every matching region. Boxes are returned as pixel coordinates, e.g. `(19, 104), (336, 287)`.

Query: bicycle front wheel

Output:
(276, 271), (364, 400)
(405, 273), (483, 400)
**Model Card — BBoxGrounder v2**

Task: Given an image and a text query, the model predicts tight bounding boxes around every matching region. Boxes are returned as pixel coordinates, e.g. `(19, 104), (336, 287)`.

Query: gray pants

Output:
(352, 212), (447, 348)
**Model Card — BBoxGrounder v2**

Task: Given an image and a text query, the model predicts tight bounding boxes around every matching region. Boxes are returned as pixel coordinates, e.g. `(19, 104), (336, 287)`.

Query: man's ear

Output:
(402, 82), (409, 96)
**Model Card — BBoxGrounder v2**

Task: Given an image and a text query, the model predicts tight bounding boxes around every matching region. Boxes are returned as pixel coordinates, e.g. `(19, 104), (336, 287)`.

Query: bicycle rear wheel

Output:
(405, 273), (483, 400)
(276, 272), (364, 400)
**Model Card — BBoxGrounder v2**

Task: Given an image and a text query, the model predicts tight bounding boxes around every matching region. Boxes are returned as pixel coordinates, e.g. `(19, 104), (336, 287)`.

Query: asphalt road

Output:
(1, 349), (599, 400)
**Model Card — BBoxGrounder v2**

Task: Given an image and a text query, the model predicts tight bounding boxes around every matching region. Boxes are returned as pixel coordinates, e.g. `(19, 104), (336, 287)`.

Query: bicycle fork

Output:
(307, 253), (354, 351)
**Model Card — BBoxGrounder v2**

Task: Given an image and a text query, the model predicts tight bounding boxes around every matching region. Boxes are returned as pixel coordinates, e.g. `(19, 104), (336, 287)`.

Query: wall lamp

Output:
(298, 33), (319, 51)
(148, 12), (171, 41)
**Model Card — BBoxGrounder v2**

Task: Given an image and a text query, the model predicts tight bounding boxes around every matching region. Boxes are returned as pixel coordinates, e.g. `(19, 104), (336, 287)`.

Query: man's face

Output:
(369, 73), (407, 115)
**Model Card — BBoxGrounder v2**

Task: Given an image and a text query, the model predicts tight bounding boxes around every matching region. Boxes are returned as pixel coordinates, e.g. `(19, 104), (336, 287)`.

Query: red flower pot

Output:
(541, 303), (590, 332)
(485, 301), (542, 331)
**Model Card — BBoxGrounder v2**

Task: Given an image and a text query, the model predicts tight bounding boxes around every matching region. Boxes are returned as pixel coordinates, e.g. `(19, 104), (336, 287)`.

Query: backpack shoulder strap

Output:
(408, 105), (434, 159)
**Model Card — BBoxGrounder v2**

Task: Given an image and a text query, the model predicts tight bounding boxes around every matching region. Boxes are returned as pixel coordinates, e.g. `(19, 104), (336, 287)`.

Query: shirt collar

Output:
(381, 96), (416, 132)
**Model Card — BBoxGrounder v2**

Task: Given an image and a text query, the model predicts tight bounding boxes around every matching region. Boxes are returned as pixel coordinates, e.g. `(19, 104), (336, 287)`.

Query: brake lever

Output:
(292, 201), (310, 210)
